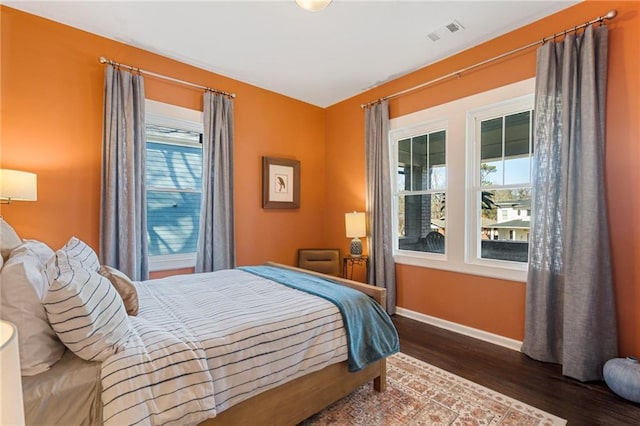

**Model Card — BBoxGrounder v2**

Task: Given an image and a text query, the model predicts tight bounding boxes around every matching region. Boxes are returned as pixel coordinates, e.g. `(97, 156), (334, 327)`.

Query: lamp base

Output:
(350, 237), (363, 257)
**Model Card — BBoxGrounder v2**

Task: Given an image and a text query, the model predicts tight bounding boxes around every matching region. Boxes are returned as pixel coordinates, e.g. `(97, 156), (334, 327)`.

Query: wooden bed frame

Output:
(201, 261), (389, 426)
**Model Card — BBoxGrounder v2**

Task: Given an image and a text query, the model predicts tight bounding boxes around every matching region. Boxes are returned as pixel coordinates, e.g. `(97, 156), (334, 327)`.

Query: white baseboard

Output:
(395, 307), (523, 352)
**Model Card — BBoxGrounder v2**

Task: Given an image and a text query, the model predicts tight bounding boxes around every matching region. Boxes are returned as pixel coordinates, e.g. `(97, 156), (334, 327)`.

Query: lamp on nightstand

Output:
(345, 211), (366, 258)
(1, 320), (25, 425)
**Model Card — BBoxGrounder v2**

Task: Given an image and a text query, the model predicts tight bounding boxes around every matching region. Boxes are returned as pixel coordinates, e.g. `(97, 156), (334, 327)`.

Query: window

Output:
(390, 78), (535, 281)
(468, 98), (534, 266)
(145, 100), (204, 271)
(392, 123), (447, 256)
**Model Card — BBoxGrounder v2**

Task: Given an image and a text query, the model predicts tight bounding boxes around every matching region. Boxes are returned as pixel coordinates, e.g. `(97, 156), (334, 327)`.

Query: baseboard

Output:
(395, 307), (523, 352)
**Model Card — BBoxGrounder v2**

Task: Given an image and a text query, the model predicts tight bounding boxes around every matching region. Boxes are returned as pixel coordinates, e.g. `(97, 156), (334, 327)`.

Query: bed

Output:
(0, 226), (398, 425)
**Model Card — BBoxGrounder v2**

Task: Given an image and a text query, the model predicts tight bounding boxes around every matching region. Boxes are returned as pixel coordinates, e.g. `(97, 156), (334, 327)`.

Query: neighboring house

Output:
(483, 200), (531, 241)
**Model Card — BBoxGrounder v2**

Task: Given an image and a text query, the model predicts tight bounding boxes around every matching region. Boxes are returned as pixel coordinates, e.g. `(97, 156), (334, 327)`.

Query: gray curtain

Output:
(522, 25), (617, 381)
(100, 65), (148, 280)
(365, 100), (396, 314)
(195, 91), (235, 272)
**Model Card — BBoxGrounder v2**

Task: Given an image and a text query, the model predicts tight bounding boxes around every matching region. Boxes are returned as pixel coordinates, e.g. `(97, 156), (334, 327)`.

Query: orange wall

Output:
(0, 6), (327, 270)
(2, 2), (639, 357)
(325, 1), (640, 356)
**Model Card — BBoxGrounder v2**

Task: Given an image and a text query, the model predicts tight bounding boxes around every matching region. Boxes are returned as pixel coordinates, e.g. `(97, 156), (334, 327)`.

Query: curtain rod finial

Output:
(605, 10), (617, 20)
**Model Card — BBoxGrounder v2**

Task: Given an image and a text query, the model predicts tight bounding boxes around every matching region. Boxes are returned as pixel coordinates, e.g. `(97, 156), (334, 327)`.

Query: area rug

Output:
(301, 352), (567, 426)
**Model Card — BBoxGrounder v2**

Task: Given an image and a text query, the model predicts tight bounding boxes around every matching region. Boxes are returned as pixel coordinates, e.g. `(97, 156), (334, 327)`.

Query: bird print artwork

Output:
(276, 175), (287, 192)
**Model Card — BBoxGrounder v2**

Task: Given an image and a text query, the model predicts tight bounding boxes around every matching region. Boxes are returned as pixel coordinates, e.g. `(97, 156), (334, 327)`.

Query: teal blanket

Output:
(239, 265), (399, 372)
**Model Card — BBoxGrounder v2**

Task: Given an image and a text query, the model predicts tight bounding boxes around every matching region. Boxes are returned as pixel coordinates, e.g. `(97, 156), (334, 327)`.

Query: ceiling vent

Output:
(427, 20), (465, 42)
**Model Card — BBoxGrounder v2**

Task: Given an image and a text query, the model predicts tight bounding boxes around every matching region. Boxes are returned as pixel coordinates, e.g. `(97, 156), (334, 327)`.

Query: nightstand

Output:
(343, 255), (369, 280)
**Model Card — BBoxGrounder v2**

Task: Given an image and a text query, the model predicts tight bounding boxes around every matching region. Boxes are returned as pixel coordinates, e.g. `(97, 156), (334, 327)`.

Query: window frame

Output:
(465, 94), (534, 274)
(389, 78), (535, 282)
(391, 119), (449, 260)
(145, 100), (204, 272)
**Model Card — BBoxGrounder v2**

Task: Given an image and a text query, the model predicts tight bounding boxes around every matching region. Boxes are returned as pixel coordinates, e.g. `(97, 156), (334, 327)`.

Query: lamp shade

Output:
(0, 320), (25, 425)
(0, 169), (37, 202)
(295, 0), (332, 12)
(345, 212), (366, 238)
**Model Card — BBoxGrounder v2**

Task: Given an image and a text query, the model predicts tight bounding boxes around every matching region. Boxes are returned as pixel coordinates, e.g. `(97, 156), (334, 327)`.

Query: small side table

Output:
(343, 255), (369, 280)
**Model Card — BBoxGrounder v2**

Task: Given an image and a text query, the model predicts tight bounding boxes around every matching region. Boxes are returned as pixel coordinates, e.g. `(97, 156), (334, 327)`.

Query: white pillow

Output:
(58, 236), (100, 272)
(1, 218), (22, 260)
(44, 247), (130, 361)
(0, 242), (65, 376)
(21, 239), (55, 263)
(8, 240), (55, 299)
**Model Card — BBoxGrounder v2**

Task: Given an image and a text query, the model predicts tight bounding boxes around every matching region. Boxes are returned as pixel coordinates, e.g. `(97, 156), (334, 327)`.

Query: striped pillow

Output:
(44, 246), (130, 361)
(58, 236), (101, 272)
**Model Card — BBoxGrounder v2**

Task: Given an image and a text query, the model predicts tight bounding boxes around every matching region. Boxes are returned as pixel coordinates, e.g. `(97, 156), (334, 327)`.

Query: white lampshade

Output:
(0, 169), (37, 202)
(345, 212), (366, 238)
(0, 320), (25, 425)
(295, 0), (332, 12)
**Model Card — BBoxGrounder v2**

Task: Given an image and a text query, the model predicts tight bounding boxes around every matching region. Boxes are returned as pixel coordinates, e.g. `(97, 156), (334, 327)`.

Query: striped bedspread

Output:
(240, 266), (399, 372)
(101, 269), (348, 425)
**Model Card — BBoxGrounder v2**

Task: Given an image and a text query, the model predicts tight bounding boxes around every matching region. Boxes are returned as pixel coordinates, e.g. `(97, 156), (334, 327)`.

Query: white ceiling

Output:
(5, 0), (577, 107)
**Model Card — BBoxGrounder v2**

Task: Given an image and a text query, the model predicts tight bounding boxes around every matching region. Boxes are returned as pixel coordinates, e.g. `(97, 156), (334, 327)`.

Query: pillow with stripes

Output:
(44, 245), (130, 361)
(57, 236), (101, 272)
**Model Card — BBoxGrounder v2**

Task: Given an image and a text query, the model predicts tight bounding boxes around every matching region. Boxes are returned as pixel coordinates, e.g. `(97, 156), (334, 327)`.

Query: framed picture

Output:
(262, 156), (300, 209)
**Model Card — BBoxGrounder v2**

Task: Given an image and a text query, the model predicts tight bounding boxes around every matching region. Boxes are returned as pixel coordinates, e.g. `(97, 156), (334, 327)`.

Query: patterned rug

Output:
(301, 352), (567, 426)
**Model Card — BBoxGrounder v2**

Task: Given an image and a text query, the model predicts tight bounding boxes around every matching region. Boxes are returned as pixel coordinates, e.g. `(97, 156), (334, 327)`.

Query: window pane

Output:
(397, 193), (446, 254)
(481, 117), (503, 185)
(429, 130), (446, 189)
(481, 161), (502, 186)
(147, 142), (202, 190)
(147, 190), (201, 256)
(412, 135), (428, 191)
(146, 123), (203, 258)
(504, 156), (531, 185)
(479, 188), (531, 262)
(397, 138), (411, 191)
(504, 111), (531, 185)
(396, 166), (406, 192)
(504, 112), (530, 157)
(480, 117), (503, 161)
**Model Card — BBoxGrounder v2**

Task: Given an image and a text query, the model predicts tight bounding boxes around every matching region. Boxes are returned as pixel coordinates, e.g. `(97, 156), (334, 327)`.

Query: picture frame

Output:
(262, 156), (300, 209)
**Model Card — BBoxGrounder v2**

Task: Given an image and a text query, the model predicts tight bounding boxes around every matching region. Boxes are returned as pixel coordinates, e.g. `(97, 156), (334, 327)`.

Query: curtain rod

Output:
(361, 9), (617, 109)
(99, 57), (236, 99)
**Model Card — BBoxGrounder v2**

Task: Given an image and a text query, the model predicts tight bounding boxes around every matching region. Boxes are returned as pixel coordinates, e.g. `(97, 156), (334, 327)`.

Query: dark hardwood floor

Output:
(392, 315), (640, 425)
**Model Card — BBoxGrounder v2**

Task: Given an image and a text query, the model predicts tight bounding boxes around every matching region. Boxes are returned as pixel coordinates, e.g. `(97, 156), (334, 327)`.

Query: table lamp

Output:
(1, 320), (25, 425)
(345, 211), (366, 257)
(0, 169), (38, 204)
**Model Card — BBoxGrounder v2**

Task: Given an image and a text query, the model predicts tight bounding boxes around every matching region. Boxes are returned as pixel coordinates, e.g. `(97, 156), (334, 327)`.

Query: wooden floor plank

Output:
(392, 315), (640, 425)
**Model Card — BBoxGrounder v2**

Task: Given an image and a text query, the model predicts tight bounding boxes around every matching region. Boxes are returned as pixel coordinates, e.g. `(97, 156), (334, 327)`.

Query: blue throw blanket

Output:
(239, 265), (399, 372)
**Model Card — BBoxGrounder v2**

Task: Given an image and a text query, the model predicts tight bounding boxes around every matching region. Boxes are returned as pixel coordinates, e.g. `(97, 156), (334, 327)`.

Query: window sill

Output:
(394, 252), (527, 283)
(149, 253), (196, 272)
